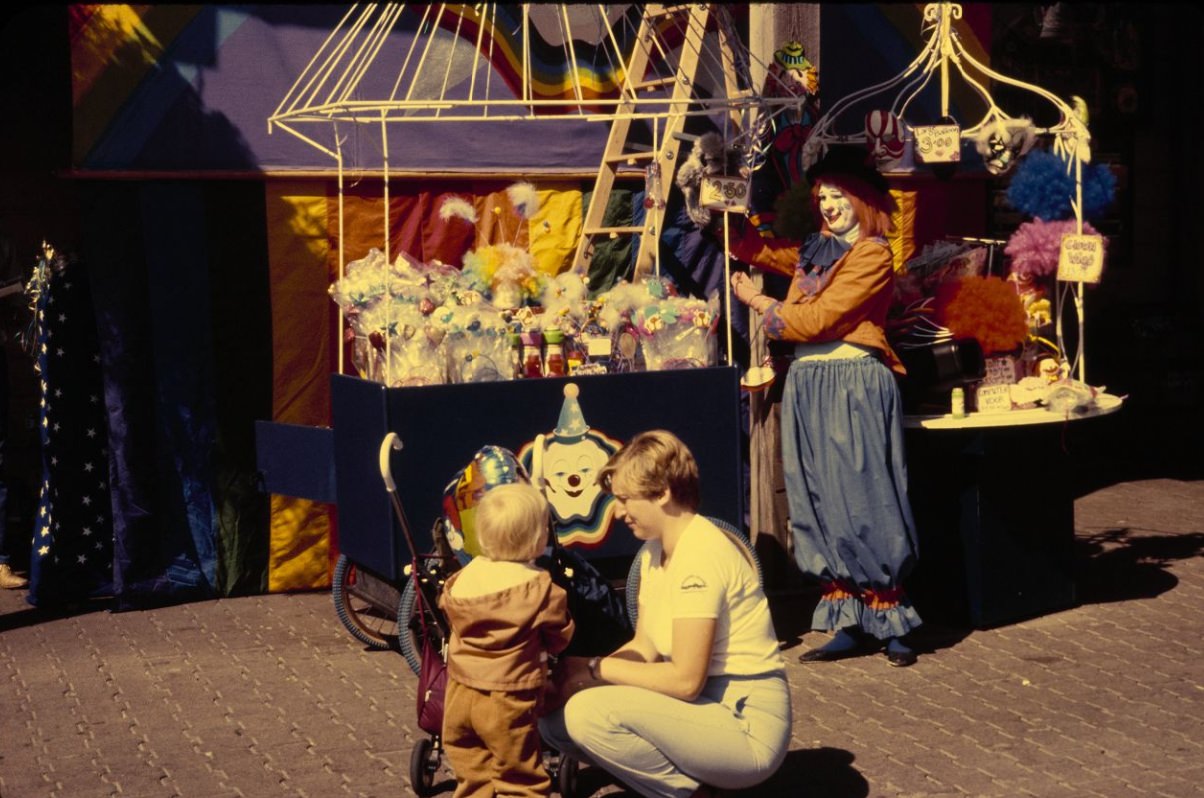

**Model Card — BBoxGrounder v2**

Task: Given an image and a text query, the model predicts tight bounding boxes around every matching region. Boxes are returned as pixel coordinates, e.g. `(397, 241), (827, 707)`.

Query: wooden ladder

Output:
(571, 4), (713, 281)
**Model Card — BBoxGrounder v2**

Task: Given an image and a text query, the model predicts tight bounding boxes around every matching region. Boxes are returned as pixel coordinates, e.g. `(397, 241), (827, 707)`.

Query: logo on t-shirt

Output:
(680, 575), (708, 591)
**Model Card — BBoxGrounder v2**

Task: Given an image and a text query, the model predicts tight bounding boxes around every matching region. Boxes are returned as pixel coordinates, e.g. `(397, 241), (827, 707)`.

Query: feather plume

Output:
(507, 182), (540, 219)
(1005, 150), (1116, 221)
(934, 275), (1029, 356)
(1005, 218), (1104, 279)
(439, 196), (477, 224)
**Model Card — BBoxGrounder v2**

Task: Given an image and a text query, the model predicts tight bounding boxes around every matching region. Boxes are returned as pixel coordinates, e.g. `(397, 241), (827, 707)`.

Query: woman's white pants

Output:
(538, 672), (791, 798)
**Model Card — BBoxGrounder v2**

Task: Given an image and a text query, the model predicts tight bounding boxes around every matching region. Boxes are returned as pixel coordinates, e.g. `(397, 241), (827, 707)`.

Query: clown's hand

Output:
(730, 272), (760, 306)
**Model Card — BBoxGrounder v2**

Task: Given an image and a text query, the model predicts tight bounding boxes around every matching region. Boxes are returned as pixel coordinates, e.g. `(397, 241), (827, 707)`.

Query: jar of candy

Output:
(520, 331), (544, 378)
(543, 329), (566, 377)
(508, 332), (523, 379)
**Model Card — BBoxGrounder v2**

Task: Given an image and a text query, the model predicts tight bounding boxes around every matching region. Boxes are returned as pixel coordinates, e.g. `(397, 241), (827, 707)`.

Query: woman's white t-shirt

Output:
(636, 515), (784, 676)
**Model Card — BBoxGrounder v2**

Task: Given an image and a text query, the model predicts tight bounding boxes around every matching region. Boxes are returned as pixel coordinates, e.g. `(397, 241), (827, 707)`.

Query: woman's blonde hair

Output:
(597, 429), (700, 511)
(475, 482), (548, 562)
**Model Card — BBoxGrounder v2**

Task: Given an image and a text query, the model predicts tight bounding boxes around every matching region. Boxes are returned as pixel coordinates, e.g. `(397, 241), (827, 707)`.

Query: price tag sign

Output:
(1057, 233), (1105, 284)
(982, 356), (1019, 386)
(700, 175), (751, 213)
(975, 383), (1014, 414)
(913, 124), (961, 163)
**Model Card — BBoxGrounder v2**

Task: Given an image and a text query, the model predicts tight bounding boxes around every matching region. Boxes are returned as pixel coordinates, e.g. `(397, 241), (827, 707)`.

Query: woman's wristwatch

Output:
(587, 656), (602, 680)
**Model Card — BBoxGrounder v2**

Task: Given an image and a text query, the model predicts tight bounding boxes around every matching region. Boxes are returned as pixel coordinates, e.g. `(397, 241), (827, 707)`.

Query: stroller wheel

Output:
(556, 753), (580, 797)
(398, 579), (448, 676)
(410, 736), (440, 796)
(332, 555), (400, 650)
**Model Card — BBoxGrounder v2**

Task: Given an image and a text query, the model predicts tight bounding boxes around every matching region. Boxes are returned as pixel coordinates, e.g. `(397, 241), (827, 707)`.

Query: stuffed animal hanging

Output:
(676, 132), (742, 227)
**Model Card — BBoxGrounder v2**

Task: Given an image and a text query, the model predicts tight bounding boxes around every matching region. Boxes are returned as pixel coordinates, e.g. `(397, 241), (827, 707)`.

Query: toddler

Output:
(439, 481), (575, 797)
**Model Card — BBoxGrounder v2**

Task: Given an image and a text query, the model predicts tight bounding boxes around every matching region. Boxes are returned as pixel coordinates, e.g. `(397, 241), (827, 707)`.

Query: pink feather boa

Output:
(1005, 219), (1104, 278)
(1001, 219), (1102, 280)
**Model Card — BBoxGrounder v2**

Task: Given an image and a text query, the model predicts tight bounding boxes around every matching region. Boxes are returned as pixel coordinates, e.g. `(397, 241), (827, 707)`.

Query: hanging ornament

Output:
(644, 162), (664, 211)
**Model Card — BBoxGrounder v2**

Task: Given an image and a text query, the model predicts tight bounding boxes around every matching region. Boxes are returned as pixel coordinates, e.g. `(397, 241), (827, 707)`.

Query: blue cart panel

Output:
(332, 368), (744, 582)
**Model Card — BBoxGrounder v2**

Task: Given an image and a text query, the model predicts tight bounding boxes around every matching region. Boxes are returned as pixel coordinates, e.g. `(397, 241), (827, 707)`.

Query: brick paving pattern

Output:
(2, 477), (1202, 797)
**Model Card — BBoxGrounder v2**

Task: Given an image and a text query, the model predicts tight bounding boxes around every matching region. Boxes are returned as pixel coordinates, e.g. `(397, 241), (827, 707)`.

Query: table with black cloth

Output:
(902, 394), (1123, 629)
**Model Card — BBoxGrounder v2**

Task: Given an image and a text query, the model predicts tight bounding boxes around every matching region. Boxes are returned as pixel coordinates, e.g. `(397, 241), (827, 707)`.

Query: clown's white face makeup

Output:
(817, 184), (858, 239)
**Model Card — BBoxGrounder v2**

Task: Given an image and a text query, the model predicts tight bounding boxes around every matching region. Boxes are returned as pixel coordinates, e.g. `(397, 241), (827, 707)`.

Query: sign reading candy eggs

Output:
(913, 123), (961, 163)
(1057, 233), (1105, 284)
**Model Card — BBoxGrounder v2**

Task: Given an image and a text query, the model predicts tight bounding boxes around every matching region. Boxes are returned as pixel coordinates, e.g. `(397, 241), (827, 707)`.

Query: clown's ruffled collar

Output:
(795, 233), (853, 297)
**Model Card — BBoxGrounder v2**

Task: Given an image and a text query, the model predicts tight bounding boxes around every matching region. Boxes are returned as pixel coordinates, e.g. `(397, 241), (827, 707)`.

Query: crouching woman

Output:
(539, 430), (790, 798)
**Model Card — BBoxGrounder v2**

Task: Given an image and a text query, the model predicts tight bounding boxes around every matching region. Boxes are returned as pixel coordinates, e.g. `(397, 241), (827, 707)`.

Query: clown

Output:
(729, 146), (923, 668)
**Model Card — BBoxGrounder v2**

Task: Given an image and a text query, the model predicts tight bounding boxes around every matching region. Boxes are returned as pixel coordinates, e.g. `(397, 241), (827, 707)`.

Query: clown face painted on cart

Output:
(542, 438), (610, 521)
(519, 383), (622, 548)
(817, 185), (857, 236)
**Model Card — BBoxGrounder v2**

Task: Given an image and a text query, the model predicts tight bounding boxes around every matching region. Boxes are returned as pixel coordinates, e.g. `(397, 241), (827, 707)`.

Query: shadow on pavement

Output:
(570, 746), (868, 797)
(1076, 527), (1204, 604)
(0, 595), (112, 633)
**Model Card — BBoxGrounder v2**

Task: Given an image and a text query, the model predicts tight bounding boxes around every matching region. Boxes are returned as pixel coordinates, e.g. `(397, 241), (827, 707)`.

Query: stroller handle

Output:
(379, 432), (403, 493)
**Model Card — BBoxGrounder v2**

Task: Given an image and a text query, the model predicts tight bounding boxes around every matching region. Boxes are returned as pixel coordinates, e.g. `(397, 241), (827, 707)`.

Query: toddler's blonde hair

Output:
(475, 482), (548, 562)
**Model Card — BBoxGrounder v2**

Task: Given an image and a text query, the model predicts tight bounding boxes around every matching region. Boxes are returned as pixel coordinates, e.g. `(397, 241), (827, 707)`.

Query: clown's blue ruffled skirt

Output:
(780, 356), (923, 639)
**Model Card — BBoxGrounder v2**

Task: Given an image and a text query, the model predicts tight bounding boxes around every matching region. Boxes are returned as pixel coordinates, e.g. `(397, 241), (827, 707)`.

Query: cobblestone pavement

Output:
(2, 477), (1202, 798)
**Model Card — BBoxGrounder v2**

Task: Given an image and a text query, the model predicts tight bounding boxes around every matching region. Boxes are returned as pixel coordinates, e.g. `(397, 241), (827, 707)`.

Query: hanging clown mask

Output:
(766, 40), (818, 98)
(973, 117), (1037, 176)
(865, 110), (906, 171)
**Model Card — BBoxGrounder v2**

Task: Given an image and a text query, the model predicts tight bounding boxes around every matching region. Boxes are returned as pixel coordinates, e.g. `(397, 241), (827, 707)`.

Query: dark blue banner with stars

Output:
(26, 253), (114, 606)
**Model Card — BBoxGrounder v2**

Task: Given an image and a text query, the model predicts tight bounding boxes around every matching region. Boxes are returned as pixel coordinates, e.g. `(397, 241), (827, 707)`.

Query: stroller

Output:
(377, 433), (457, 795)
(378, 433), (632, 797)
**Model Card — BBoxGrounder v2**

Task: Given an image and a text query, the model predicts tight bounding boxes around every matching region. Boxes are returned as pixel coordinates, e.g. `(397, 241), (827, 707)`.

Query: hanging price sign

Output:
(1057, 233), (1105, 283)
(913, 123), (961, 163)
(700, 175), (751, 213)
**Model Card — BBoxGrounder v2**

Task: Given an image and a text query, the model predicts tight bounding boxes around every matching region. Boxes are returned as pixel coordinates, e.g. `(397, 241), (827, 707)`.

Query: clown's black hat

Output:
(805, 145), (890, 195)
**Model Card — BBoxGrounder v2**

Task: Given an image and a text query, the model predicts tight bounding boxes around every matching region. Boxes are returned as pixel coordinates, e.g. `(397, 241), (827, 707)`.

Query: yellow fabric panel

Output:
(265, 182), (336, 591)
(269, 494), (332, 592)
(529, 185), (584, 276)
(266, 183), (334, 425)
(888, 188), (917, 274)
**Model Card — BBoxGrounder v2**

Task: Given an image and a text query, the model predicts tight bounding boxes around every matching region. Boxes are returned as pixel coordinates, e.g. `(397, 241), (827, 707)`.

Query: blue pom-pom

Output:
(1080, 163), (1117, 219)
(1005, 150), (1116, 221)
